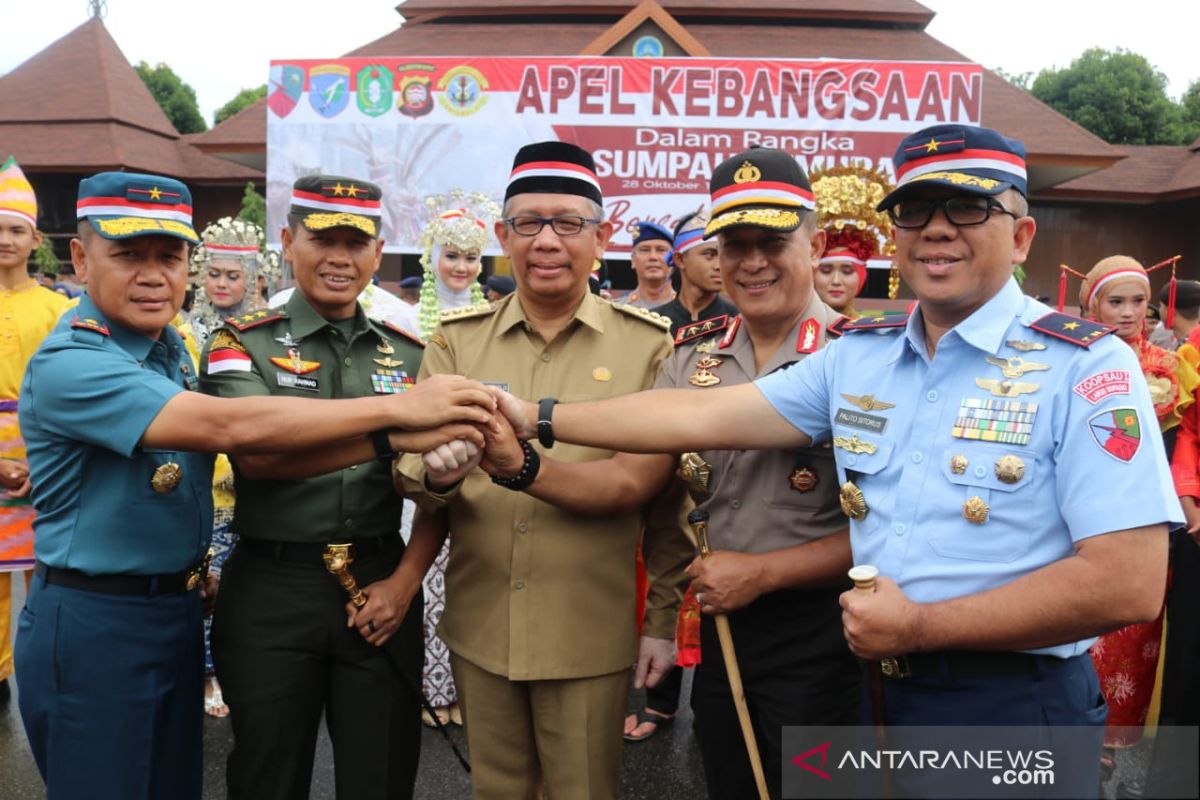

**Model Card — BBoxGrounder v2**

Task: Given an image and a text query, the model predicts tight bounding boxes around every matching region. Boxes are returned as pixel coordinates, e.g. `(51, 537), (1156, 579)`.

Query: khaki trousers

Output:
(451, 652), (630, 800)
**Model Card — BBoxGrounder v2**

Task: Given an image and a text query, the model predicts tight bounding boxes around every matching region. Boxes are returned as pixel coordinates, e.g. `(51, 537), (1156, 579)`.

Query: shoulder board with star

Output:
(225, 308), (286, 332)
(69, 316), (110, 336)
(1028, 312), (1115, 348)
(375, 319), (425, 349)
(839, 313), (909, 333)
(826, 315), (851, 338)
(613, 302), (672, 332)
(674, 315), (731, 347)
(439, 302), (496, 324)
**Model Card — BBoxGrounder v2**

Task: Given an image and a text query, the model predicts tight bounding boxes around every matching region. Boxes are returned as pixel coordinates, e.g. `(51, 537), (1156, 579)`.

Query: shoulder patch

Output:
(840, 313), (909, 333)
(226, 308), (286, 331)
(378, 320), (425, 349)
(439, 302), (496, 324)
(826, 315), (851, 338)
(1028, 313), (1114, 348)
(613, 302), (672, 332)
(69, 316), (110, 336)
(674, 315), (731, 347)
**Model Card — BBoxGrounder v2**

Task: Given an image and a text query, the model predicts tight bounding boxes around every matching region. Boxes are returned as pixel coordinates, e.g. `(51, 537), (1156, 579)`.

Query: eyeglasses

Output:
(504, 215), (600, 237)
(887, 197), (1019, 230)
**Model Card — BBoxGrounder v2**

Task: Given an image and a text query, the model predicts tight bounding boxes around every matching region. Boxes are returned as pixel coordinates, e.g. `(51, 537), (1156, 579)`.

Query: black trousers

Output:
(692, 587), (860, 800)
(212, 538), (424, 800)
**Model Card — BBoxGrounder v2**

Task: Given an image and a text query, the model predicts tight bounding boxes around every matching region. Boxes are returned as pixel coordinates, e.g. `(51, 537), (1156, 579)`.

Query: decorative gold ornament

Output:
(373, 357), (404, 368)
(733, 161), (762, 183)
(975, 378), (1040, 398)
(833, 434), (878, 454)
(950, 454), (969, 475)
(592, 366), (612, 382)
(376, 339), (395, 355)
(789, 467), (818, 492)
(151, 462), (183, 494)
(840, 481), (868, 520)
(984, 355), (1051, 379)
(185, 549), (215, 591)
(841, 393), (896, 412)
(678, 452), (712, 499)
(1005, 339), (1046, 352)
(963, 496), (990, 524)
(994, 455), (1026, 484)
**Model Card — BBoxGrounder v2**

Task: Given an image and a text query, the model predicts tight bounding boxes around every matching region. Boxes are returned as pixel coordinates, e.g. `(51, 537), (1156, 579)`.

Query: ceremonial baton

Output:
(324, 543), (471, 774)
(849, 564), (891, 798)
(688, 509), (770, 800)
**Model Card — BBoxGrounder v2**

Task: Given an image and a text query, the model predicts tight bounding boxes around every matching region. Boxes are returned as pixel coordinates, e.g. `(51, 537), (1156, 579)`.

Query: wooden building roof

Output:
(0, 18), (260, 183)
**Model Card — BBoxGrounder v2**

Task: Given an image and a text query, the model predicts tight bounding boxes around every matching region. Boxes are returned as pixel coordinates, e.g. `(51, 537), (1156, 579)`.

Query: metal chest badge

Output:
(689, 356), (723, 387)
(789, 467), (818, 492)
(151, 462), (183, 494)
(839, 481), (868, 520)
(963, 496), (990, 524)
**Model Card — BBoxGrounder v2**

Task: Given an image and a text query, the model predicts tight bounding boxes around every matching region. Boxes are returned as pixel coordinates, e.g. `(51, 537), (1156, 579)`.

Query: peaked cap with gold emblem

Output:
(878, 124), (1028, 211)
(290, 175), (383, 238)
(77, 171), (198, 243)
(705, 147), (815, 239)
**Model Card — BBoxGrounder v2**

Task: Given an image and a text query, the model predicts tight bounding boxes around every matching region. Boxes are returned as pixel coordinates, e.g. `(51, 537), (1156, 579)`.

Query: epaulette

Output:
(675, 314), (731, 347)
(377, 319), (425, 349)
(225, 308), (286, 332)
(69, 316), (110, 336)
(439, 302), (495, 324)
(826, 315), (851, 338)
(1028, 312), (1114, 348)
(839, 313), (909, 333)
(614, 303), (672, 332)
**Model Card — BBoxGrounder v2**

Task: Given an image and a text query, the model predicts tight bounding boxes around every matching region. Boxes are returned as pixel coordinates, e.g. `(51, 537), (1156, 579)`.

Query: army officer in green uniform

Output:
(201, 176), (439, 800)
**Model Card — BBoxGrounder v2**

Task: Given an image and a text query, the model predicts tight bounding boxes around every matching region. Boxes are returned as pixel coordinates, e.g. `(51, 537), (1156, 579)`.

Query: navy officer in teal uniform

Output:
(14, 172), (493, 800)
(486, 125), (1183, 798)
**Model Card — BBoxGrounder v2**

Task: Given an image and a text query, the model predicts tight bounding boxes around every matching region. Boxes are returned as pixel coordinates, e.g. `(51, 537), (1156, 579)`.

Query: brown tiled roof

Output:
(397, 0), (934, 25)
(1043, 145), (1200, 202)
(0, 18), (259, 182)
(0, 18), (177, 137)
(190, 98), (267, 151)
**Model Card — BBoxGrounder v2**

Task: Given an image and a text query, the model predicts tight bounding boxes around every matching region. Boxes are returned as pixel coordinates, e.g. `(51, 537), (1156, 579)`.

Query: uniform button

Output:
(344, 357), (353, 367)
(845, 454), (858, 467)
(514, 580), (526, 590)
(973, 465), (987, 478)
(926, 390), (939, 402)
(516, 522), (528, 533)
(730, 499), (742, 510)
(344, 518), (355, 529)
(911, 452), (923, 463)
(541, 353), (551, 363)
(894, 523), (906, 535)
(349, 464), (358, 471)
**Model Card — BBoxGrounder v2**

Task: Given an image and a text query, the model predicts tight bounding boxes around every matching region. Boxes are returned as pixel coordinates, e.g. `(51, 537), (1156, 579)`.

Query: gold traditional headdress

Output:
(189, 216), (281, 287)
(418, 190), (501, 338)
(809, 163), (898, 298)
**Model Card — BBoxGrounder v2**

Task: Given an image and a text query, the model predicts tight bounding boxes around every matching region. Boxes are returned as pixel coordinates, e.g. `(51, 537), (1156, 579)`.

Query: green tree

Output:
(1181, 79), (1200, 143)
(32, 238), (60, 277)
(215, 85), (267, 126)
(134, 61), (207, 134)
(1030, 48), (1186, 145)
(993, 67), (1033, 92)
(238, 182), (266, 230)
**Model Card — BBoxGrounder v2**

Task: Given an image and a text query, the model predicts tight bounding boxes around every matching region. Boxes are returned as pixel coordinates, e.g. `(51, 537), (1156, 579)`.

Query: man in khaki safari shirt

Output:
(396, 141), (693, 799)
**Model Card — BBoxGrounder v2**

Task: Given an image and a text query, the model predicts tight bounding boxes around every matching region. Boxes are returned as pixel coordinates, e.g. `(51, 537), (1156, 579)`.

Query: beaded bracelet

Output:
(490, 439), (542, 491)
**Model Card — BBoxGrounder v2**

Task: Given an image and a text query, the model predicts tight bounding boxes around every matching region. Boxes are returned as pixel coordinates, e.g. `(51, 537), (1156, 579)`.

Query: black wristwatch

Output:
(490, 439), (542, 491)
(537, 398), (559, 449)
(370, 429), (396, 461)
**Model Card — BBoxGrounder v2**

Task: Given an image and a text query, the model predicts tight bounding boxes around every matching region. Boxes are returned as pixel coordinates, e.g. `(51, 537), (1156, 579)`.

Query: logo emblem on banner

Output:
(356, 66), (393, 117)
(308, 64), (351, 119)
(398, 67), (435, 119)
(437, 65), (489, 117)
(1088, 407), (1142, 462)
(268, 64), (305, 118)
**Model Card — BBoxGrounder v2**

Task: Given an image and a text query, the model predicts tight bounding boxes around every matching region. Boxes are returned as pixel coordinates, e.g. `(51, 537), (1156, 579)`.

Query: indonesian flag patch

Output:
(207, 348), (253, 374)
(1088, 407), (1142, 462)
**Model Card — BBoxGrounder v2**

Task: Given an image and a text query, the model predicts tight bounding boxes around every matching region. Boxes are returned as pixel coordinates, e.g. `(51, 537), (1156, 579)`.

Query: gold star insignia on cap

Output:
(346, 184), (360, 197)
(149, 186), (162, 200)
(332, 183), (346, 196)
(1062, 321), (1080, 330)
(925, 139), (940, 153)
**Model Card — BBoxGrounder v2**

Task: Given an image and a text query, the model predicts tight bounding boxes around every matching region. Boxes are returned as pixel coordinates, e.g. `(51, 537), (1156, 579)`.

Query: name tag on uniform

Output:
(277, 373), (319, 392)
(835, 408), (888, 434)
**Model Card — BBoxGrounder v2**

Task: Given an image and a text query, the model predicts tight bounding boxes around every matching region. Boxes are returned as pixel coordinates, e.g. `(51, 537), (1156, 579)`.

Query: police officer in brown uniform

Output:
(396, 141), (694, 799)
(656, 148), (860, 800)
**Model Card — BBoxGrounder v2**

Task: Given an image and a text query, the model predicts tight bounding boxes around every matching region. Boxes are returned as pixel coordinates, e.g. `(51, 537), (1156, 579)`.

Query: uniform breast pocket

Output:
(929, 444), (1038, 562)
(768, 447), (837, 513)
(833, 430), (894, 536)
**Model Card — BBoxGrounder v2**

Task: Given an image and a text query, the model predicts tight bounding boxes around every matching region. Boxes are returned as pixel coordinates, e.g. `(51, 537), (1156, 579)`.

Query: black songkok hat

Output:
(504, 141), (602, 205)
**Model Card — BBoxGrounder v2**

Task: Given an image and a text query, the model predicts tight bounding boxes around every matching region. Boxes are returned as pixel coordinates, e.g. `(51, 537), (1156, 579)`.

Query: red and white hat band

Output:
(1084, 268), (1150, 309)
(820, 249), (865, 266)
(896, 148), (1026, 185)
(76, 196), (192, 223)
(205, 243), (259, 254)
(291, 189), (381, 213)
(711, 181), (815, 215)
(508, 161), (601, 193)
